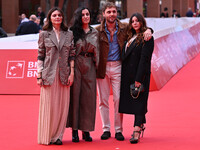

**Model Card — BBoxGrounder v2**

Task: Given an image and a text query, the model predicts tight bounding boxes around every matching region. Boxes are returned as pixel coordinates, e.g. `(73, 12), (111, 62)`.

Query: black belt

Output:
(79, 51), (94, 57)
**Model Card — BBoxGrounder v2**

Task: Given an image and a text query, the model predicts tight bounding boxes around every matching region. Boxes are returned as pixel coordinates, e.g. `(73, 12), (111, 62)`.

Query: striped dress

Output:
(37, 30), (70, 145)
(37, 68), (70, 145)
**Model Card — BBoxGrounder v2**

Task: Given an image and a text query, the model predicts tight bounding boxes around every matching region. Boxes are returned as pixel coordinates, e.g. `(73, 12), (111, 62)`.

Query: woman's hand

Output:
(135, 81), (141, 87)
(68, 60), (75, 86)
(37, 72), (43, 86)
(37, 78), (43, 87)
(67, 73), (74, 86)
(143, 29), (152, 41)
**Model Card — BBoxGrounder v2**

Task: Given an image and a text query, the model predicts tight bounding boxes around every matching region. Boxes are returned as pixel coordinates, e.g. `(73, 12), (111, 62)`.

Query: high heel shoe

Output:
(72, 130), (79, 142)
(130, 130), (141, 144)
(130, 125), (146, 144)
(140, 124), (146, 138)
(82, 131), (92, 142)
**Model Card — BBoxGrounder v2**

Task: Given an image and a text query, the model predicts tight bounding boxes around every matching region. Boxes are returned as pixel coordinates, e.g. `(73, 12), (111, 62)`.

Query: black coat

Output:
(119, 37), (154, 115)
(0, 27), (7, 38)
(15, 21), (40, 35)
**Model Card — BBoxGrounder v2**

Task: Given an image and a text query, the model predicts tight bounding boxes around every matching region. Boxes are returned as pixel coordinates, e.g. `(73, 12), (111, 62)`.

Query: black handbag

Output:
(130, 83), (144, 99)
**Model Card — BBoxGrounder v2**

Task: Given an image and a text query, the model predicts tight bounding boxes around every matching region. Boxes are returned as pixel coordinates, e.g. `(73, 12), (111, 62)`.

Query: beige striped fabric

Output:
(38, 69), (70, 145)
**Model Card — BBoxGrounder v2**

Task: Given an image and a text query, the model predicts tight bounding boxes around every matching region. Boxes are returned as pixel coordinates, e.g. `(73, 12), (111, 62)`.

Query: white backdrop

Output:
(0, 17), (200, 49)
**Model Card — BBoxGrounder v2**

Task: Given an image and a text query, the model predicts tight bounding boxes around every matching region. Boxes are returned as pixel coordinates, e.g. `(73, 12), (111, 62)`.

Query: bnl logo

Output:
(6, 61), (25, 78)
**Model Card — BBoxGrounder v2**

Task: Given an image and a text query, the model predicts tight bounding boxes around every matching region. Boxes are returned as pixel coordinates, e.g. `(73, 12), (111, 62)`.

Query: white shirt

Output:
(21, 18), (29, 23)
(125, 35), (137, 52)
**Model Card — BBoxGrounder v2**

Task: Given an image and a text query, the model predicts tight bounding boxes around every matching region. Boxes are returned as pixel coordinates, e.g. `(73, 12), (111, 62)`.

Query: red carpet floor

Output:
(1, 53), (200, 150)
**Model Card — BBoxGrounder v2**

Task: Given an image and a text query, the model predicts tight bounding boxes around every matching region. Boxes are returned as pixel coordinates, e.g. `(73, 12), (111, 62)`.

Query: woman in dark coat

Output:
(67, 7), (99, 142)
(119, 13), (154, 144)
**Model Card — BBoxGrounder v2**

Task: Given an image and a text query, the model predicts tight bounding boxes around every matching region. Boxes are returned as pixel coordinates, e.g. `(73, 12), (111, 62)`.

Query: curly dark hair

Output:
(43, 7), (68, 31)
(70, 7), (91, 44)
(127, 13), (147, 46)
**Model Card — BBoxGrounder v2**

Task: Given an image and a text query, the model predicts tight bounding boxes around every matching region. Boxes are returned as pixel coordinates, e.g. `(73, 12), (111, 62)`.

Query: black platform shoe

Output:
(82, 131), (92, 142)
(72, 130), (79, 142)
(130, 130), (141, 144)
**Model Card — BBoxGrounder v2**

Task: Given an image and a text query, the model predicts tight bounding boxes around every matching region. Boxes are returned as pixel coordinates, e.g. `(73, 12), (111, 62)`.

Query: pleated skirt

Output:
(37, 69), (70, 145)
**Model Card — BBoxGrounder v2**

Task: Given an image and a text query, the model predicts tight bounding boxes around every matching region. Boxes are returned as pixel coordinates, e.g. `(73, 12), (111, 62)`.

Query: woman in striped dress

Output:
(37, 7), (75, 145)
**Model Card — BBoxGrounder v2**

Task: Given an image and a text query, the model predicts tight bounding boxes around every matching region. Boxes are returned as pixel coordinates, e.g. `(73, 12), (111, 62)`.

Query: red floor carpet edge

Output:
(0, 53), (200, 150)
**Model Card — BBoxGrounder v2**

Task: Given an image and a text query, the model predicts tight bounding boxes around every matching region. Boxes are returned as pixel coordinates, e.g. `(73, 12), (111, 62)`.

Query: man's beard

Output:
(107, 17), (116, 24)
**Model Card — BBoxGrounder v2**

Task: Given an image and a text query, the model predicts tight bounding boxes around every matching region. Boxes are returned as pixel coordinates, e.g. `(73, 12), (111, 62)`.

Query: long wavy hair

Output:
(43, 7), (68, 31)
(70, 7), (91, 44)
(127, 13), (147, 46)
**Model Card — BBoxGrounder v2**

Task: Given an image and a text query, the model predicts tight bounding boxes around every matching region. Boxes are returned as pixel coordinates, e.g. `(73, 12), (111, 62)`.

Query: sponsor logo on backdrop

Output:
(6, 61), (37, 78)
(27, 61), (37, 77)
(6, 61), (25, 78)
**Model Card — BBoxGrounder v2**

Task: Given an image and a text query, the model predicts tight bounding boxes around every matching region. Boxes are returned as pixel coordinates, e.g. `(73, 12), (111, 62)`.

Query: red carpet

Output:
(1, 53), (200, 150)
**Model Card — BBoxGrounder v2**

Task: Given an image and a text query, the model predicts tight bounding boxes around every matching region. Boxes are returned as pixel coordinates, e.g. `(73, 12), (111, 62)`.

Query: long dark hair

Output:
(127, 13), (147, 46)
(43, 7), (68, 31)
(70, 7), (91, 44)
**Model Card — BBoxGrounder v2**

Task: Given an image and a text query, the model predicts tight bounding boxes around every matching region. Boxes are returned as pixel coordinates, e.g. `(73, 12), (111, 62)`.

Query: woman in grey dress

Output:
(67, 7), (99, 142)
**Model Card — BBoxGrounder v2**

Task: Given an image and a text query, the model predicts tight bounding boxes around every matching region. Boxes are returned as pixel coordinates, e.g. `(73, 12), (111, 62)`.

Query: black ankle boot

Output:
(72, 130), (79, 142)
(82, 131), (92, 142)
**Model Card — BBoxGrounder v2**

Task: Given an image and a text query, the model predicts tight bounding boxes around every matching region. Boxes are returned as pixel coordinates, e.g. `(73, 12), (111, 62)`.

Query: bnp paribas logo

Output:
(6, 61), (25, 78)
